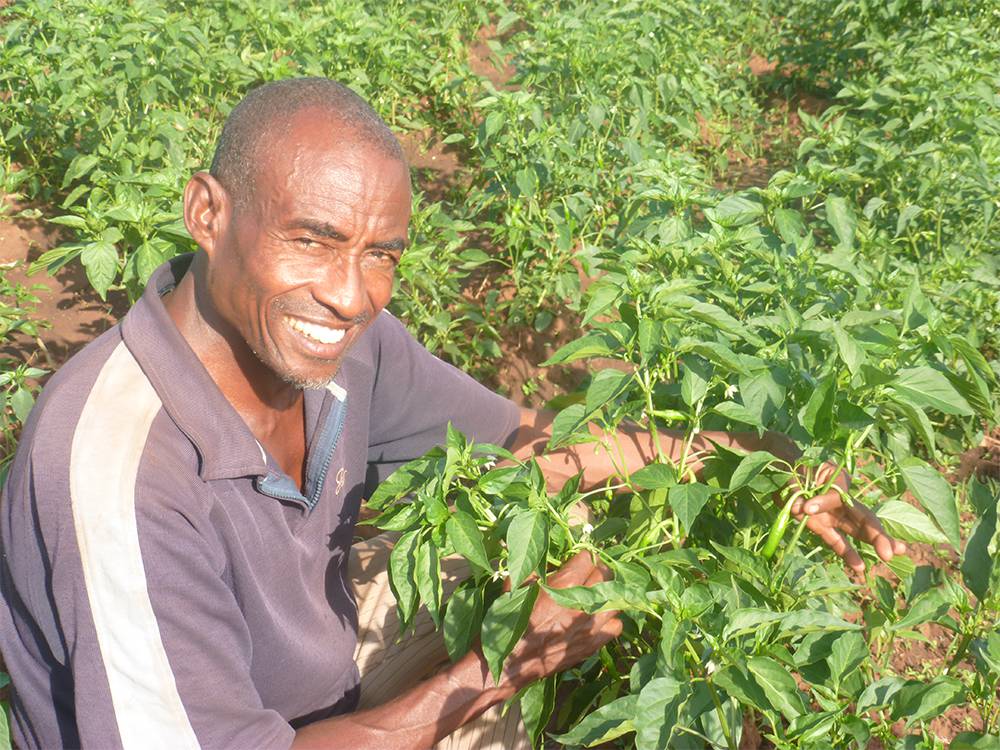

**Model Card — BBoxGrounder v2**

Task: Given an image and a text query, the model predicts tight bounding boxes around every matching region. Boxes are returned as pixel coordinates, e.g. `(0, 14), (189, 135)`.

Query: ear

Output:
(183, 172), (231, 257)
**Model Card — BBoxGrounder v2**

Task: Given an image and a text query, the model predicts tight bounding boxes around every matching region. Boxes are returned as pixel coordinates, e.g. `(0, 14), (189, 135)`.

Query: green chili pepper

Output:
(761, 493), (798, 559)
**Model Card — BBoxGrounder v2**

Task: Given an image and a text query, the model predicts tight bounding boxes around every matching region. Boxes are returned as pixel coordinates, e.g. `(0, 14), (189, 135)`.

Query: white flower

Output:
(582, 522), (595, 536)
(724, 384), (739, 399)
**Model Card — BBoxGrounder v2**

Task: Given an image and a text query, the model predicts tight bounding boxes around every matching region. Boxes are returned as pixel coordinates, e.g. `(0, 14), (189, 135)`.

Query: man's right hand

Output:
(497, 551), (623, 697)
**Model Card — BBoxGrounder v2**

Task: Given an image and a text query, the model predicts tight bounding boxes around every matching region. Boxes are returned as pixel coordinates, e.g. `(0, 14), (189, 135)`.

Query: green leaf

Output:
(388, 530), (421, 629)
(891, 676), (965, 727)
(10, 386), (34, 423)
(514, 167), (537, 198)
(825, 195), (857, 250)
(443, 583), (483, 662)
(876, 500), (950, 545)
(446, 512), (492, 575)
(773, 207), (805, 245)
(631, 463), (676, 489)
(668, 482), (712, 534)
(827, 631), (867, 690)
(481, 584), (538, 683)
(739, 368), (786, 427)
(478, 466), (522, 495)
(893, 397), (937, 457)
(961, 483), (998, 601)
(81, 241), (118, 299)
(729, 450), (780, 491)
(713, 400), (763, 428)
(857, 676), (905, 712)
(553, 694), (638, 747)
(544, 580), (653, 614)
(680, 356), (712, 408)
(686, 302), (764, 347)
(47, 214), (88, 230)
(368, 457), (436, 509)
(587, 103), (606, 129)
(689, 342), (751, 375)
(585, 369), (629, 415)
(549, 403), (588, 448)
(951, 733), (1000, 750)
(506, 510), (548, 587)
(0, 698), (10, 750)
(637, 319), (662, 364)
(799, 373), (836, 440)
(890, 588), (949, 632)
(747, 656), (807, 721)
(889, 366), (974, 417)
(722, 608), (785, 640)
(415, 539), (442, 627)
(705, 195), (764, 227)
(635, 676), (685, 750)
(582, 282), (621, 325)
(833, 323), (866, 376)
(713, 665), (771, 715)
(373, 501), (422, 531)
(899, 458), (961, 548)
(61, 153), (99, 187)
(519, 675), (556, 747)
(775, 610), (861, 639)
(542, 333), (616, 366)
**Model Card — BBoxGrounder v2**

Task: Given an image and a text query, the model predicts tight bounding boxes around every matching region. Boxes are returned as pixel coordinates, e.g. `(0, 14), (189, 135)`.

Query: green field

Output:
(1, 0), (998, 747)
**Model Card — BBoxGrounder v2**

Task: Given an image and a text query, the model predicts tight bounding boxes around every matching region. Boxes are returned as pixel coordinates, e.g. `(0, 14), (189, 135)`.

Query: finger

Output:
(803, 489), (845, 515)
(843, 505), (900, 562)
(599, 614), (623, 640)
(811, 519), (865, 572)
(549, 550), (594, 588)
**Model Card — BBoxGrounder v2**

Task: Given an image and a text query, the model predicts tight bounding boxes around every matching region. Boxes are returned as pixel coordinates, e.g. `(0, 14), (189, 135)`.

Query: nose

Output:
(313, 254), (370, 323)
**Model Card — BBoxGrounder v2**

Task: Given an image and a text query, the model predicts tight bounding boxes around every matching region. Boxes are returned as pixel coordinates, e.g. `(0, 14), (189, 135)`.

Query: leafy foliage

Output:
(1, 0), (998, 747)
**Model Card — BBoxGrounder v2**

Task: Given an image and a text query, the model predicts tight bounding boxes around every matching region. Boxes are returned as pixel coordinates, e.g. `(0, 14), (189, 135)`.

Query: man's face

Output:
(209, 117), (411, 389)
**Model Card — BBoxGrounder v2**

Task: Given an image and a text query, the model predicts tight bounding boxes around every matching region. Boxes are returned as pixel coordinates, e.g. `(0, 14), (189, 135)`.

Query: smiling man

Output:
(0, 78), (905, 750)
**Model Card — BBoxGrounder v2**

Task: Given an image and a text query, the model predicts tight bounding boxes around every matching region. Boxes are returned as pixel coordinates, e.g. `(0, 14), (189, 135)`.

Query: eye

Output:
(294, 237), (317, 248)
(367, 250), (398, 267)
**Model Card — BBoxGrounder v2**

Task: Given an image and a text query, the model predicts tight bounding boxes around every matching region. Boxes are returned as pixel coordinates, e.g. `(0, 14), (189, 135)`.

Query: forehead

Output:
(253, 115), (411, 229)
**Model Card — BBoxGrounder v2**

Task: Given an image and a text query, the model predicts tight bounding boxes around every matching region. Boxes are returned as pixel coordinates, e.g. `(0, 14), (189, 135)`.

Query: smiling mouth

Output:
(284, 315), (347, 345)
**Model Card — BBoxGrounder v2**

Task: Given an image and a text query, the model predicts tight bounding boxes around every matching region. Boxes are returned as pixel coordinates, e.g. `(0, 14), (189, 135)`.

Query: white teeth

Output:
(285, 316), (346, 345)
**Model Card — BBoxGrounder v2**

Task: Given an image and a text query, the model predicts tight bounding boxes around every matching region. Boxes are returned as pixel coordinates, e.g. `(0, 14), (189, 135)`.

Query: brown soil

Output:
(467, 24), (518, 91)
(0, 200), (124, 372)
(712, 53), (832, 190)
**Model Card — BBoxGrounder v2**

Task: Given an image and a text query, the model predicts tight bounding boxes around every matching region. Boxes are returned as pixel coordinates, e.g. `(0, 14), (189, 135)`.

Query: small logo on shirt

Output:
(335, 467), (346, 495)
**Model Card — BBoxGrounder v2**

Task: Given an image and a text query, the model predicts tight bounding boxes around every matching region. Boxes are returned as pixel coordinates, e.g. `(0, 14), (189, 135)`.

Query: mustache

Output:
(272, 298), (371, 327)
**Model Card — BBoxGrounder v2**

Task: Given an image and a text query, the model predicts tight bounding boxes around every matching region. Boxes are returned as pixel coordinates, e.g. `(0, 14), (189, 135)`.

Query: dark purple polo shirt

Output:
(0, 256), (520, 749)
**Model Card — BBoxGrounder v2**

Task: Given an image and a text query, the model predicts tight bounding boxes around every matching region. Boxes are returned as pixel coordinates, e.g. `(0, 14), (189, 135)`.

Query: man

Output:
(0, 78), (905, 749)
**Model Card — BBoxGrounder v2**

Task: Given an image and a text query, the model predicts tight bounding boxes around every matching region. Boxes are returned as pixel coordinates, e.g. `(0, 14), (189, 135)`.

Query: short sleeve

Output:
(0, 449), (296, 750)
(365, 313), (521, 490)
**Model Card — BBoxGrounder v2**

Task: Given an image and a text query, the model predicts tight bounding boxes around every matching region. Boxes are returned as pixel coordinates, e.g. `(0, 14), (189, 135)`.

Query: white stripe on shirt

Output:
(69, 342), (200, 749)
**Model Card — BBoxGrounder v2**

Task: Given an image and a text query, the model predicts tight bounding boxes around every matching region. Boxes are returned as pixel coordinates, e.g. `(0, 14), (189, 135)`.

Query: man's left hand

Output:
(789, 464), (907, 573)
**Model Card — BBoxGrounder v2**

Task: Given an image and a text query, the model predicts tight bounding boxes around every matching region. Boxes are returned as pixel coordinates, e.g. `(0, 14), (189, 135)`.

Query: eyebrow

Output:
(287, 219), (406, 252)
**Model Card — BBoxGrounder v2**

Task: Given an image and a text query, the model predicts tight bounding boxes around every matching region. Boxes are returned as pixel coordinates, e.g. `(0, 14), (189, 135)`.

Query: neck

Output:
(162, 253), (302, 417)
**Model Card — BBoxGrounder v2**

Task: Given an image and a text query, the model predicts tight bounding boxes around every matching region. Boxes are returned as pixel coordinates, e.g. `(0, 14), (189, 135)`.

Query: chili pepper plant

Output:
(367, 179), (1000, 748)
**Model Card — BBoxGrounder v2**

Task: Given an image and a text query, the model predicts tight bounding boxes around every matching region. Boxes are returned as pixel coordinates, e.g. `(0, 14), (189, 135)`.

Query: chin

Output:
(251, 345), (342, 390)
(278, 368), (342, 391)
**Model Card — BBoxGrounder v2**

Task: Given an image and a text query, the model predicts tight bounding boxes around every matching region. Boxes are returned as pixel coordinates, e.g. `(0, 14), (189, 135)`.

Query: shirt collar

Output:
(119, 255), (340, 482)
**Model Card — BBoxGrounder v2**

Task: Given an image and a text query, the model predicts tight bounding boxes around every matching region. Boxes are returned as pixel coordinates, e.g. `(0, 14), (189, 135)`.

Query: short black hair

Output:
(209, 77), (406, 207)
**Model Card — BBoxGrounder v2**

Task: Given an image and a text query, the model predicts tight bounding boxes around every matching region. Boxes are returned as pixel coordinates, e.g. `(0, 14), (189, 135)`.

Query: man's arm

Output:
(508, 407), (798, 491)
(508, 407), (906, 572)
(293, 553), (620, 750)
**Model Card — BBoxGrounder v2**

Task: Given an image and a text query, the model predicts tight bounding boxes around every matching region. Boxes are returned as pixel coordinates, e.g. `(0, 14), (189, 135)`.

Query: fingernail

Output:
(807, 504), (818, 513)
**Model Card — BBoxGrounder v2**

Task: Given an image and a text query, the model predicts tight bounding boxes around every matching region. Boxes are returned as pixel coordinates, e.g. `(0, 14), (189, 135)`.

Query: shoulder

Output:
(7, 324), (204, 522)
